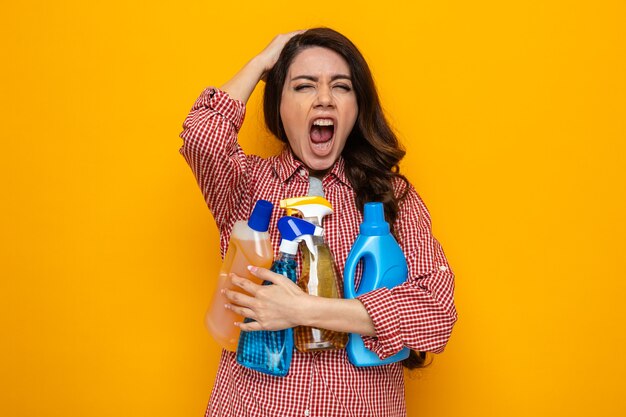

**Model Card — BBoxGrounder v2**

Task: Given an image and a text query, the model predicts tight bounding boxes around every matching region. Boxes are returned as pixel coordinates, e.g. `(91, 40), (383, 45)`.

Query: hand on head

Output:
(257, 30), (306, 81)
(220, 30), (305, 103)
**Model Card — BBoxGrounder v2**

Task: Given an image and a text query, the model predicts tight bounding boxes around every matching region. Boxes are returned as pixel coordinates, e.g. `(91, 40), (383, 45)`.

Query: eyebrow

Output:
(290, 74), (352, 82)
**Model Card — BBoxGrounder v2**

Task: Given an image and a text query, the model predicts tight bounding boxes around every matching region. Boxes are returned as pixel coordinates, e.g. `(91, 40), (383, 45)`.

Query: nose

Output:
(314, 85), (335, 108)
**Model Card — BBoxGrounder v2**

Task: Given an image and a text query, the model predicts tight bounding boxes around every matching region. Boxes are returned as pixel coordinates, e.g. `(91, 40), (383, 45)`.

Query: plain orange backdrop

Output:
(1, 1), (625, 416)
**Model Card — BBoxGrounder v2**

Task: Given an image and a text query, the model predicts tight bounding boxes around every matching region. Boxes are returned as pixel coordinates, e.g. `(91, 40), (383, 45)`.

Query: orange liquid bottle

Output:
(205, 200), (274, 351)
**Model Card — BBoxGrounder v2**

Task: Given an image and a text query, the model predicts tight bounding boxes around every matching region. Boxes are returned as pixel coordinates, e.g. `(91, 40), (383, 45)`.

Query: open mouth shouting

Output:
(309, 118), (336, 154)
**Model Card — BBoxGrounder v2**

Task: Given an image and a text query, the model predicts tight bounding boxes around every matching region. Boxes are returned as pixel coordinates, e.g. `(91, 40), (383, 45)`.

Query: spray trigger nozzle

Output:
(277, 216), (323, 255)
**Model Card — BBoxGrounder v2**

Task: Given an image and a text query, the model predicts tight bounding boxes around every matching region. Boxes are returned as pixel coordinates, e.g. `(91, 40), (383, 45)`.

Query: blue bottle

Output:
(236, 216), (323, 376)
(343, 202), (411, 367)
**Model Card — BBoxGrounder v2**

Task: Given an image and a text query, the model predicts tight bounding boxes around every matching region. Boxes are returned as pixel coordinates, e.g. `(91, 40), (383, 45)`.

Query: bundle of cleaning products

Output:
(204, 197), (410, 376)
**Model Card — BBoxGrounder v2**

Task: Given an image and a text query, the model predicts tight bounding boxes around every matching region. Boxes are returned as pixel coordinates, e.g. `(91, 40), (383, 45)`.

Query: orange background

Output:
(1, 1), (625, 416)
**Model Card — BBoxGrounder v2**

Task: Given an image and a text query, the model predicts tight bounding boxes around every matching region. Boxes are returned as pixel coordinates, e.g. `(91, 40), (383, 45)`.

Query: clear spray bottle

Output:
(280, 196), (348, 352)
(236, 216), (323, 376)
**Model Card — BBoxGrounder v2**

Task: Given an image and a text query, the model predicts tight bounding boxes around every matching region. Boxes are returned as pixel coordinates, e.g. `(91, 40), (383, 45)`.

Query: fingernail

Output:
(247, 265), (257, 273)
(224, 304), (229, 309)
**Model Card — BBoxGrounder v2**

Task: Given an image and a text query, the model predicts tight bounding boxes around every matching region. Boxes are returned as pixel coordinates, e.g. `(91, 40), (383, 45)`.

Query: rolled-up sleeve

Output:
(179, 87), (249, 240)
(357, 184), (457, 359)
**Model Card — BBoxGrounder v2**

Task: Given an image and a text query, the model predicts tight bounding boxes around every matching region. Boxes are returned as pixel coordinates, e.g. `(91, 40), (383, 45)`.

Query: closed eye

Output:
(294, 84), (314, 91)
(333, 84), (352, 91)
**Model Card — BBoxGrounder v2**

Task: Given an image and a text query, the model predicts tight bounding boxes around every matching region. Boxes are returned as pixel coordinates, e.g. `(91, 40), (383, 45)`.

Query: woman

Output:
(180, 28), (457, 417)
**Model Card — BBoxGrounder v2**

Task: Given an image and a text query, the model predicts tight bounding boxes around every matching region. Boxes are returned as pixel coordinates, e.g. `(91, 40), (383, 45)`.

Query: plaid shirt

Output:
(180, 88), (457, 417)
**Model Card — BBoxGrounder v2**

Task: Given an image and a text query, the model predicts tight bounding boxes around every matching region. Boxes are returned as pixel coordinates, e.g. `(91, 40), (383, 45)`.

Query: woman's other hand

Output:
(223, 266), (308, 331)
(224, 264), (376, 336)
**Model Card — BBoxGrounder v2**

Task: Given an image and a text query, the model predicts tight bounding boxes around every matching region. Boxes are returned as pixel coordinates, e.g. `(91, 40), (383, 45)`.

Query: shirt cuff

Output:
(356, 287), (405, 359)
(193, 87), (246, 132)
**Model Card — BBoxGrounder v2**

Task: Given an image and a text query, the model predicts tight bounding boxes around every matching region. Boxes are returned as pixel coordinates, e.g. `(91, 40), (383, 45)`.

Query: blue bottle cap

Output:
(247, 200), (273, 232)
(360, 202), (390, 236)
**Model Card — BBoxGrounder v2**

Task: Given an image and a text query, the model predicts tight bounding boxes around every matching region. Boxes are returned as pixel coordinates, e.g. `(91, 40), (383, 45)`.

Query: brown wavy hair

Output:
(263, 28), (427, 369)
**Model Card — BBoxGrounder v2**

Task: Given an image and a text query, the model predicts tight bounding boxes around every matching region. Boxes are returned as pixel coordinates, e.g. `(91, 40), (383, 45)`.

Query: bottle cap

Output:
(247, 200), (273, 232)
(360, 202), (390, 236)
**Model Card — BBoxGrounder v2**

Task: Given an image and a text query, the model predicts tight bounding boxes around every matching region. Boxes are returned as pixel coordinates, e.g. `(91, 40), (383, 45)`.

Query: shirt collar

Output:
(272, 147), (353, 190)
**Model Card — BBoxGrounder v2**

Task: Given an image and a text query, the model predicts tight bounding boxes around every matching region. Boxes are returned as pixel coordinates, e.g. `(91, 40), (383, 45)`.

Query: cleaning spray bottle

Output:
(236, 216), (323, 376)
(343, 202), (410, 366)
(280, 196), (348, 352)
(205, 200), (274, 352)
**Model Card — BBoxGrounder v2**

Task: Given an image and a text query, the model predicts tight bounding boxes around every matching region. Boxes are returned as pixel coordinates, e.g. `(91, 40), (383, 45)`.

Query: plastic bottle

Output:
(205, 200), (274, 352)
(343, 202), (410, 366)
(280, 196), (348, 352)
(237, 216), (323, 376)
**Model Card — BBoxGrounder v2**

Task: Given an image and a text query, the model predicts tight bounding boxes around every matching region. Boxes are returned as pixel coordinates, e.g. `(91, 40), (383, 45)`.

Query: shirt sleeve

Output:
(356, 183), (457, 359)
(179, 87), (250, 242)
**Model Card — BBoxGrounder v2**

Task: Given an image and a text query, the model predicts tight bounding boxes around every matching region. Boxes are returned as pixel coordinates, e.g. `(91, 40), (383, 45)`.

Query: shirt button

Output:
(439, 265), (448, 271)
(304, 410), (310, 416)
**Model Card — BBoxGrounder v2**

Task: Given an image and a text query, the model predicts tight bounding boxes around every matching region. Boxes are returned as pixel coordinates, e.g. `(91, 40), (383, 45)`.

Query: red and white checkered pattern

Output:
(180, 88), (457, 417)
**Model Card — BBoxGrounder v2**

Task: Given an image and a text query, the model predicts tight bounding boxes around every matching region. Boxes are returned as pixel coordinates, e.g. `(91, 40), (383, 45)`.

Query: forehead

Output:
(287, 46), (351, 77)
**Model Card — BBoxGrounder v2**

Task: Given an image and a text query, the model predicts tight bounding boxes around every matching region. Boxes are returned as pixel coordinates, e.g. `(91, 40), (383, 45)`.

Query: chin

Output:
(305, 159), (335, 176)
